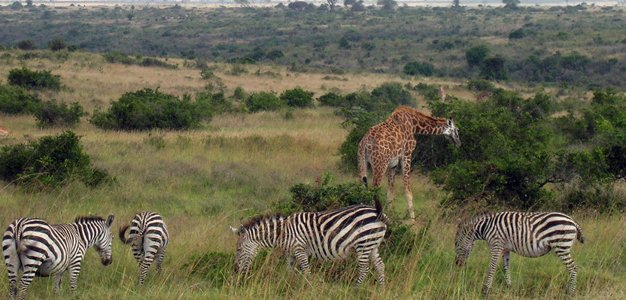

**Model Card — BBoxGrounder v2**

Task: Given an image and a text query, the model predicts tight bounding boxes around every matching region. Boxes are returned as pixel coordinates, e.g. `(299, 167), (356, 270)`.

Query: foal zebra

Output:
(455, 211), (585, 295)
(119, 212), (169, 285)
(2, 215), (114, 300)
(231, 196), (387, 285)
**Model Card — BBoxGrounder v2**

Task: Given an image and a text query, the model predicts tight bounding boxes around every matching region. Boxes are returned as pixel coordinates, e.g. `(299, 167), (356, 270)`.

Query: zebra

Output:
(2, 215), (114, 300)
(230, 196), (387, 285)
(454, 211), (585, 295)
(119, 211), (169, 285)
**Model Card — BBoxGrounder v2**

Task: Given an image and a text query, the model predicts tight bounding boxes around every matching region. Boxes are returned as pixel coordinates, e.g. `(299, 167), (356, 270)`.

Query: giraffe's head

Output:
(442, 119), (461, 147)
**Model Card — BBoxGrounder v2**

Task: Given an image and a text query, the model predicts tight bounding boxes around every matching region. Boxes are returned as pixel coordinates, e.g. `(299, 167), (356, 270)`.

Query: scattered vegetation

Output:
(8, 67), (61, 90)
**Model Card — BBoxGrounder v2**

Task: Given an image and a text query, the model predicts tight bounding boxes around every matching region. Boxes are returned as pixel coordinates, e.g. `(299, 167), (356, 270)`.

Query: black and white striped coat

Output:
(2, 215), (114, 300)
(232, 197), (387, 285)
(455, 211), (585, 295)
(119, 212), (169, 285)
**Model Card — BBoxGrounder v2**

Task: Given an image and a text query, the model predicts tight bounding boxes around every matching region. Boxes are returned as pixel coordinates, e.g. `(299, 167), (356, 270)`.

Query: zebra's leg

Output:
(138, 247), (157, 285)
(555, 248), (578, 294)
(355, 249), (371, 286)
(132, 243), (143, 264)
(482, 245), (503, 296)
(401, 152), (416, 221)
(68, 257), (84, 290)
(293, 246), (311, 275)
(4, 250), (20, 299)
(54, 272), (64, 292)
(503, 250), (511, 288)
(155, 248), (165, 274)
(370, 248), (385, 286)
(16, 251), (44, 300)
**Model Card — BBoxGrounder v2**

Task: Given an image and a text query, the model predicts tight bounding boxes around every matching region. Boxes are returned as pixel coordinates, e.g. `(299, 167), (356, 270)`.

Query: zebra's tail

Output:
(118, 225), (133, 244)
(374, 194), (383, 220)
(575, 223), (585, 244)
(2, 222), (22, 274)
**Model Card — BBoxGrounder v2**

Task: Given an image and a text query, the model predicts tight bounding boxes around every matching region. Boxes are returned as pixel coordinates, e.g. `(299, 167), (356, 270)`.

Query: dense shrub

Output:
(195, 91), (232, 116)
(245, 92), (283, 112)
(91, 88), (205, 130)
(33, 100), (84, 128)
(370, 82), (413, 108)
(480, 56), (508, 80)
(413, 83), (440, 101)
(467, 78), (496, 92)
(318, 92), (343, 107)
(465, 45), (489, 68)
(0, 84), (41, 114)
(403, 61), (435, 76)
(338, 108), (387, 172)
(280, 88), (314, 108)
(47, 38), (66, 51)
(102, 52), (135, 65)
(0, 131), (111, 188)
(8, 67), (61, 90)
(16, 40), (36, 50)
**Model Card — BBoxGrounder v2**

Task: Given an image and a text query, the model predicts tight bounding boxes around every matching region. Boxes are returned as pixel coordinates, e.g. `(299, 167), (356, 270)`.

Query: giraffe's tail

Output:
(357, 138), (368, 188)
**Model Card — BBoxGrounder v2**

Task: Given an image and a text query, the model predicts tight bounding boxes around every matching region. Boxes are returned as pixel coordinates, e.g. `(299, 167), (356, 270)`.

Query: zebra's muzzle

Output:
(102, 258), (112, 266)
(455, 256), (465, 267)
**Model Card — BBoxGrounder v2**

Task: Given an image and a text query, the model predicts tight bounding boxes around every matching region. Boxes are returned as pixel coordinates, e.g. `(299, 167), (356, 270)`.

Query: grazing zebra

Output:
(2, 215), (114, 300)
(231, 196), (387, 285)
(455, 211), (585, 295)
(119, 212), (169, 285)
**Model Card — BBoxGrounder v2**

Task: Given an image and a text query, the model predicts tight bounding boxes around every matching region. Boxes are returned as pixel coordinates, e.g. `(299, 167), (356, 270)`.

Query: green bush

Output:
(33, 100), (84, 128)
(318, 92), (343, 107)
(466, 45), (489, 68)
(0, 84), (41, 114)
(8, 67), (61, 90)
(338, 108), (387, 172)
(280, 88), (314, 108)
(0, 131), (111, 188)
(195, 91), (232, 117)
(102, 52), (135, 65)
(403, 61), (435, 76)
(467, 79), (496, 92)
(480, 56), (508, 80)
(16, 40), (36, 50)
(47, 38), (66, 51)
(413, 83), (440, 101)
(245, 92), (283, 112)
(90, 88), (205, 130)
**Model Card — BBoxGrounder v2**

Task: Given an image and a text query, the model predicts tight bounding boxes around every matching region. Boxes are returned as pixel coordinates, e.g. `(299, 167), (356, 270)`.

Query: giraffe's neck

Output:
(412, 117), (447, 136)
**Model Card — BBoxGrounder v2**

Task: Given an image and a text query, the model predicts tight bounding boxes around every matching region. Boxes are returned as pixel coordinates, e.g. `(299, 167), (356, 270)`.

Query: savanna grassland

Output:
(1, 4), (626, 300)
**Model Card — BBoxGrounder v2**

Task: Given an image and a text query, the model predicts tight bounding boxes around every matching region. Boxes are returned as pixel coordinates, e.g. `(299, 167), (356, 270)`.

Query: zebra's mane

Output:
(241, 214), (285, 231)
(74, 215), (105, 223)
(458, 211), (495, 229)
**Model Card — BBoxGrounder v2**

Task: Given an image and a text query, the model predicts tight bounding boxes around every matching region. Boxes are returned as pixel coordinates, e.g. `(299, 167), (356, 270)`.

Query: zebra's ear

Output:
(230, 225), (241, 235)
(447, 119), (453, 126)
(106, 214), (114, 227)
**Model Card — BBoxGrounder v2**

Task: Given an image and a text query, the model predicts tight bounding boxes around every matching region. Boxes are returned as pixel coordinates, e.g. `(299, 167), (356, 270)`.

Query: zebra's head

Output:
(454, 221), (474, 267)
(231, 214), (285, 275)
(442, 119), (461, 147)
(231, 225), (257, 275)
(76, 214), (115, 266)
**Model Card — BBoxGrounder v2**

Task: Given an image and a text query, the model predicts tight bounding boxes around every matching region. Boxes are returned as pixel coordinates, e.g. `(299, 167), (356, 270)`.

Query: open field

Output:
(1, 50), (625, 299)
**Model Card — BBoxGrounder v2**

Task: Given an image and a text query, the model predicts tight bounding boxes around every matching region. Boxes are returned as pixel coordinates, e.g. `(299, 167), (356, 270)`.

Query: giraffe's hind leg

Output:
(401, 153), (416, 221)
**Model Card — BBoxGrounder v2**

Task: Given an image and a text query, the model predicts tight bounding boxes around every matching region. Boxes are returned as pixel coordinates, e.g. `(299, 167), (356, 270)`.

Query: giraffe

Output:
(0, 127), (8, 138)
(439, 86), (447, 102)
(357, 106), (461, 221)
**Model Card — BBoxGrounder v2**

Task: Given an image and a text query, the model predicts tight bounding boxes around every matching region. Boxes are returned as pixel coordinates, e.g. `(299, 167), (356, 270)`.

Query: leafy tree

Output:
(503, 0), (520, 9)
(466, 45), (489, 68)
(403, 61), (435, 76)
(452, 0), (460, 7)
(8, 67), (61, 90)
(34, 100), (84, 128)
(245, 92), (284, 112)
(327, 0), (338, 11)
(16, 40), (36, 50)
(0, 84), (41, 114)
(480, 56), (508, 80)
(377, 0), (397, 10)
(10, 1), (22, 9)
(280, 88), (314, 108)
(234, 0), (250, 7)
(47, 38), (66, 51)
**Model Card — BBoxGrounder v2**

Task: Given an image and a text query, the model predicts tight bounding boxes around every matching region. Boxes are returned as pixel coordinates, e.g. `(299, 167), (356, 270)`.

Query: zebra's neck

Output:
(72, 222), (102, 248)
(255, 216), (286, 249)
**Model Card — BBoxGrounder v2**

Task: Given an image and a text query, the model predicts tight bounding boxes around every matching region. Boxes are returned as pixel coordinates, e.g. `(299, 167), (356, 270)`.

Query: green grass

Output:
(1, 107), (624, 299)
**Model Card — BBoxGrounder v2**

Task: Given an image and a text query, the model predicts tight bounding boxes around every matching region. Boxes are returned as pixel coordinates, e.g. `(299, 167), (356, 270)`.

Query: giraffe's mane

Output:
(391, 106), (447, 124)
(240, 213), (285, 230)
(74, 215), (105, 223)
